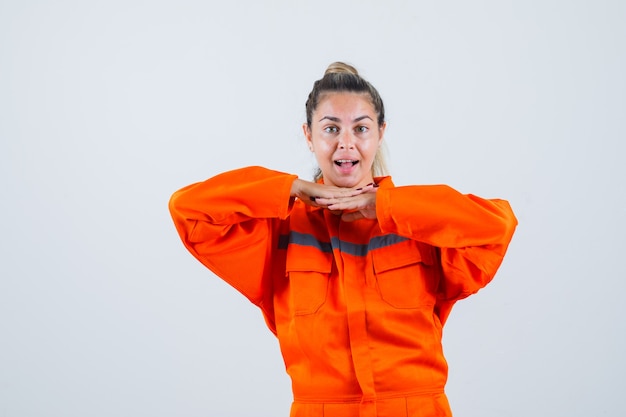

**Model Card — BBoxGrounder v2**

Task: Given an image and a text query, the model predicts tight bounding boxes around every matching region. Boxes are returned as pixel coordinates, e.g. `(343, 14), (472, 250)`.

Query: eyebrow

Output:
(318, 115), (374, 123)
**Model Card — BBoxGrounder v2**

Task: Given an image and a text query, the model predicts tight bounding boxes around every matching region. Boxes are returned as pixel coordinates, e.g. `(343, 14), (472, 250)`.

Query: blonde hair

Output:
(306, 62), (389, 181)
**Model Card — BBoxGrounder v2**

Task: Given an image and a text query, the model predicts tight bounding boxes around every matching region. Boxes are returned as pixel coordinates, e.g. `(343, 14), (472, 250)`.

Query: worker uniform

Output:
(169, 166), (517, 417)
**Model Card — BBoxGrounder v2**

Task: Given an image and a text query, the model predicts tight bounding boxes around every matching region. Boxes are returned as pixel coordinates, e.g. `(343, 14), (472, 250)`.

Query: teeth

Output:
(335, 159), (358, 165)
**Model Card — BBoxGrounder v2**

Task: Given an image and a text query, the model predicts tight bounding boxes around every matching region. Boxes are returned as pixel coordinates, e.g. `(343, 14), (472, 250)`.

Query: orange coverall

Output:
(169, 166), (517, 417)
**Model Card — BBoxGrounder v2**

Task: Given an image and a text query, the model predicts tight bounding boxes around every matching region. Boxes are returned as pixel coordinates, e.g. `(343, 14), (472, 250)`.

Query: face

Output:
(304, 92), (386, 188)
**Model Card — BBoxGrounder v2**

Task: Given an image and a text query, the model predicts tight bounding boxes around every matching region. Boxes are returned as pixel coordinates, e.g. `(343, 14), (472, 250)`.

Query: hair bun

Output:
(324, 61), (359, 76)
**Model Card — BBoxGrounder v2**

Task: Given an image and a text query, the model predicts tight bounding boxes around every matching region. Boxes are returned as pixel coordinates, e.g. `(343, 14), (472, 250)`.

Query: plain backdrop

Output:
(1, 1), (625, 416)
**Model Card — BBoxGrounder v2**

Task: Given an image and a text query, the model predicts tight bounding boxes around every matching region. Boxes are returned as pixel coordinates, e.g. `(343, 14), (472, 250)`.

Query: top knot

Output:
(324, 61), (359, 76)
(306, 60), (385, 129)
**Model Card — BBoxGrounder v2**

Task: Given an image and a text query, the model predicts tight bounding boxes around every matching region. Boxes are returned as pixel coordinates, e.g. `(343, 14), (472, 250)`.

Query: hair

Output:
(305, 62), (389, 181)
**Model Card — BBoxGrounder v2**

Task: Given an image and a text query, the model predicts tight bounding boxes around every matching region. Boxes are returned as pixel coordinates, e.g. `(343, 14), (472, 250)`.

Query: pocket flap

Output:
(372, 239), (434, 273)
(286, 244), (333, 273)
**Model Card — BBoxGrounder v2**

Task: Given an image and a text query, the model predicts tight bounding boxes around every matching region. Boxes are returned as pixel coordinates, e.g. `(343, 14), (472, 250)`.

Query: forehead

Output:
(315, 92), (376, 117)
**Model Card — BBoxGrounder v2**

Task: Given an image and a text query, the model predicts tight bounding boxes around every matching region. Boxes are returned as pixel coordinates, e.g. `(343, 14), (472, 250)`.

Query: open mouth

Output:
(334, 159), (359, 167)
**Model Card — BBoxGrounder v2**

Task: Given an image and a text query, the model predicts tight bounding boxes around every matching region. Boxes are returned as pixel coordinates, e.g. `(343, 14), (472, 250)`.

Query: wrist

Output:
(290, 178), (302, 197)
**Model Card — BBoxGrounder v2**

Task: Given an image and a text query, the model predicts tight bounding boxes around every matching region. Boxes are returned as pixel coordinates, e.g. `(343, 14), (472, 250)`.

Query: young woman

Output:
(169, 62), (517, 417)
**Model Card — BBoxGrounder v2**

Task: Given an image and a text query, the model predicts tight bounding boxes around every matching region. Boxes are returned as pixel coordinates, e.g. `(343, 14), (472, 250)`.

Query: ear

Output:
(303, 123), (314, 152)
(378, 122), (387, 146)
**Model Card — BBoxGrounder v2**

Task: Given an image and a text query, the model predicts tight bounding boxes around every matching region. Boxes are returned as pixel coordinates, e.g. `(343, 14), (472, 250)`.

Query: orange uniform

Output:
(169, 166), (517, 417)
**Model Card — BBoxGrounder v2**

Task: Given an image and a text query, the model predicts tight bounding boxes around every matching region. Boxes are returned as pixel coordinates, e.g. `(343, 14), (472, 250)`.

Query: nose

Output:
(338, 131), (355, 149)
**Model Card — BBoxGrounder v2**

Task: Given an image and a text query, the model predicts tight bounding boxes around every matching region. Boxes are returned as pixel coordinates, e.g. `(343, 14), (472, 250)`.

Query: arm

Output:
(376, 185), (518, 322)
(168, 166), (298, 306)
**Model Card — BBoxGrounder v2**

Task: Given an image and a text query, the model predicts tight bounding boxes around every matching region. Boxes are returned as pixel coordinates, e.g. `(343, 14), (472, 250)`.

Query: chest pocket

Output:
(372, 240), (438, 309)
(286, 247), (333, 315)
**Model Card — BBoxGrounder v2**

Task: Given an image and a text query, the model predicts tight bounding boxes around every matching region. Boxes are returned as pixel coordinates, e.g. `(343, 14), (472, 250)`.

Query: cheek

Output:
(312, 139), (334, 155)
(360, 141), (380, 159)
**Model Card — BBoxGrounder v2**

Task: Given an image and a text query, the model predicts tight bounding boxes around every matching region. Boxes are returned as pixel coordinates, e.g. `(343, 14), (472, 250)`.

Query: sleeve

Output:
(376, 184), (518, 323)
(168, 166), (298, 311)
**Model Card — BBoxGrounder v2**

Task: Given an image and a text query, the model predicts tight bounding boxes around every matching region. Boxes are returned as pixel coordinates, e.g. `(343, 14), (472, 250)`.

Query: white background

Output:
(1, 1), (625, 416)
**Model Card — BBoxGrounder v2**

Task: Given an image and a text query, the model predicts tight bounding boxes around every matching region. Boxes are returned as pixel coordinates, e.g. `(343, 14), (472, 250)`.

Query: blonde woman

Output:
(169, 62), (517, 417)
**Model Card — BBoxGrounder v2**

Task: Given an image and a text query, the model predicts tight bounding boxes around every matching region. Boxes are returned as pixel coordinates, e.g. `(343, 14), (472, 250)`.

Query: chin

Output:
(330, 177), (362, 189)
(323, 167), (370, 188)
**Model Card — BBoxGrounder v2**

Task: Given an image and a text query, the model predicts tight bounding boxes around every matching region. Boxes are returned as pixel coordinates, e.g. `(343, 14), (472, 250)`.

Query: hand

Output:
(316, 187), (378, 222)
(291, 179), (378, 221)
(290, 179), (364, 205)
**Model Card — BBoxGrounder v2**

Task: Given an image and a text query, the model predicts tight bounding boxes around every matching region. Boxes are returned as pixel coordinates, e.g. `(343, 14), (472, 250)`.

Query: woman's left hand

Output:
(313, 184), (378, 222)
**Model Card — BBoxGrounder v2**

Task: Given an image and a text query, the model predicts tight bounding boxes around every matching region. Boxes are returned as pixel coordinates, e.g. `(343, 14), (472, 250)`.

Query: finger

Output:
(322, 184), (373, 198)
(316, 195), (356, 205)
(329, 192), (376, 209)
(350, 183), (378, 197)
(307, 196), (330, 208)
(354, 182), (378, 189)
(312, 184), (375, 202)
(327, 189), (365, 199)
(355, 182), (375, 191)
(326, 200), (363, 211)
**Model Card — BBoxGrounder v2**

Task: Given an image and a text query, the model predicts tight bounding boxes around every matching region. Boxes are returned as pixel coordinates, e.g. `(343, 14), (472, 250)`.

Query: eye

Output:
(324, 126), (339, 134)
(356, 125), (369, 133)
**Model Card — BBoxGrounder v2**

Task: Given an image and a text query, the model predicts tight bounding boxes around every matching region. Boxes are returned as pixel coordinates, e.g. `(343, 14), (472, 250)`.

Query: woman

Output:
(169, 62), (517, 417)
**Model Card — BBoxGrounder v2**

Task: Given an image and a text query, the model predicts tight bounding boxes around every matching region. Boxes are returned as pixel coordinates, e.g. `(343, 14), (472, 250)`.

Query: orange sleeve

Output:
(376, 185), (518, 323)
(168, 166), (298, 308)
